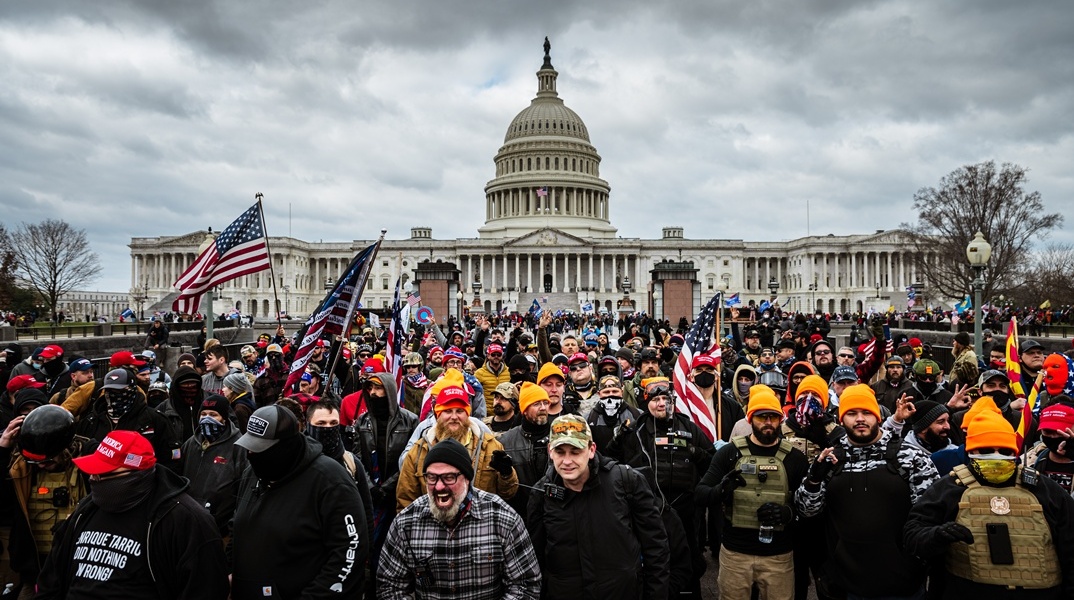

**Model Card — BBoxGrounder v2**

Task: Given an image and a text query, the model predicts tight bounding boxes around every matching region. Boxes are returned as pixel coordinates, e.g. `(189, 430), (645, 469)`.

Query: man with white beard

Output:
(378, 438), (542, 599)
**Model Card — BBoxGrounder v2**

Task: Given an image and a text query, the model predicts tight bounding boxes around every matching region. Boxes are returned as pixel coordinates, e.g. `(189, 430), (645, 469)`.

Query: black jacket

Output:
(74, 394), (180, 471)
(159, 366), (206, 443)
(606, 411), (716, 499)
(354, 372), (418, 510)
(232, 438), (369, 599)
(36, 467), (229, 599)
(527, 455), (669, 599)
(498, 420), (552, 514)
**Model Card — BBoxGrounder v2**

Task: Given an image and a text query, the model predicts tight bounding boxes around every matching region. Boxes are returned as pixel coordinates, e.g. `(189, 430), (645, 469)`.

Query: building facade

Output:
(130, 42), (938, 325)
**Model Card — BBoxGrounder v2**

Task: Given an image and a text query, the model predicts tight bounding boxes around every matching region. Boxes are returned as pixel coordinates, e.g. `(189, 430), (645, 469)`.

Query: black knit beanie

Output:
(911, 400), (949, 434)
(424, 438), (474, 482)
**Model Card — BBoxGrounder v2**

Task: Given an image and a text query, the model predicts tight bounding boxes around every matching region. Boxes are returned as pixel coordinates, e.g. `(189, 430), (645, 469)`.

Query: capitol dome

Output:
(478, 38), (616, 240)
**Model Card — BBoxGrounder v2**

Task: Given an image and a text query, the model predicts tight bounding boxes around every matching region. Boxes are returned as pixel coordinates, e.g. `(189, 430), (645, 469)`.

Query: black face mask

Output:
(509, 371), (530, 384)
(92, 468), (156, 513)
(42, 360), (65, 378)
(247, 435), (306, 482)
(200, 416), (226, 443)
(1042, 436), (1071, 458)
(989, 391), (1013, 410)
(307, 425), (344, 460)
(917, 381), (938, 396)
(693, 372), (716, 388)
(106, 388), (140, 420)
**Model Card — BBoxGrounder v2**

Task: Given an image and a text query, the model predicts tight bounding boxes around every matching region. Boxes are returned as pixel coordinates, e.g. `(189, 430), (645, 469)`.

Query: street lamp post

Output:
(768, 278), (779, 302)
(141, 280), (149, 320)
(875, 282), (880, 299)
(966, 231), (993, 358)
(283, 285), (291, 318)
(456, 290), (464, 321)
(652, 289), (660, 320)
(808, 283), (818, 312)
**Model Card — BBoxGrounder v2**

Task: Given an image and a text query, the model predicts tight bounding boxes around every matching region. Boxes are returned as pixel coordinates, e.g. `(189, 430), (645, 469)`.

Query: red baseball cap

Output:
(567, 352), (589, 365)
(73, 430), (157, 475)
(39, 345), (64, 360)
(1039, 404), (1074, 433)
(110, 351), (147, 368)
(434, 386), (471, 416)
(362, 358), (385, 374)
(6, 375), (45, 395)
(487, 344), (504, 356)
(691, 354), (720, 369)
(315, 339), (326, 348)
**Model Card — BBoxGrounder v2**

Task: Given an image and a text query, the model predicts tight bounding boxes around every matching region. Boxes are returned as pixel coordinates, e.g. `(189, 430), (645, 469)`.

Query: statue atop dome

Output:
(542, 37), (553, 69)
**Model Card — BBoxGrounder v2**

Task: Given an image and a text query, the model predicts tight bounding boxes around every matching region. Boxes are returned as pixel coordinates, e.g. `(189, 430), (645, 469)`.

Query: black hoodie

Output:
(159, 366), (206, 442)
(232, 437), (369, 599)
(36, 467), (230, 599)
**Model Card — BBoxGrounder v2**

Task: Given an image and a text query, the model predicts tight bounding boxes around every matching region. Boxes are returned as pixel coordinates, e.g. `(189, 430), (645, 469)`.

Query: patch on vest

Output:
(990, 496), (1011, 515)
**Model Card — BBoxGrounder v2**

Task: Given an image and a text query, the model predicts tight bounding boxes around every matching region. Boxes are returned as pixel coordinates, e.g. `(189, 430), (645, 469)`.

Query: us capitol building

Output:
(130, 41), (937, 324)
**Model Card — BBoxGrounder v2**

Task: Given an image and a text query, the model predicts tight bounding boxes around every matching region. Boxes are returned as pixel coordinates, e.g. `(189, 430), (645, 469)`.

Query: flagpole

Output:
(324, 229), (386, 394)
(255, 193), (283, 329)
(714, 293), (723, 438)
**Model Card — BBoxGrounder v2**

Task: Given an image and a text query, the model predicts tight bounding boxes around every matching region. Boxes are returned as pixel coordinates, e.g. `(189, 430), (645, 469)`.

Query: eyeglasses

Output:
(423, 472), (462, 486)
(753, 413), (782, 423)
(838, 354), (855, 359)
(405, 364), (421, 369)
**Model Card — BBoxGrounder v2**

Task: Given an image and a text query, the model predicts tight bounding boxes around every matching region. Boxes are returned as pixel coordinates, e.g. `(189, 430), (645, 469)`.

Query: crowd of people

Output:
(0, 304), (1072, 599)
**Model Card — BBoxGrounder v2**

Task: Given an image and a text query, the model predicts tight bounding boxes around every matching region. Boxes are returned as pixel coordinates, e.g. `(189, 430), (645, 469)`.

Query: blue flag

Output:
(529, 299), (542, 318)
(120, 308), (134, 319)
(955, 295), (972, 315)
(724, 293), (741, 308)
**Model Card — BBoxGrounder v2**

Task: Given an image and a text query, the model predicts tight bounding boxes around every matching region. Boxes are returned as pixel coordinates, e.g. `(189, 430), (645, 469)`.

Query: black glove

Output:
(870, 318), (885, 339)
(369, 484), (387, 506)
(716, 468), (746, 503)
(490, 450), (514, 477)
(757, 502), (793, 526)
(612, 419), (635, 441)
(808, 453), (835, 483)
(936, 522), (974, 545)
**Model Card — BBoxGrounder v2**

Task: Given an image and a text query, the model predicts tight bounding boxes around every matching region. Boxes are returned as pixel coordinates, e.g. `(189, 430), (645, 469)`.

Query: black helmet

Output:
(19, 405), (75, 463)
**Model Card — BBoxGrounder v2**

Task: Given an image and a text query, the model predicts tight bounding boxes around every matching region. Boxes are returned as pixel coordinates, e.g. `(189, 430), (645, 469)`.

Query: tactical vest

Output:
(781, 421), (836, 463)
(728, 437), (793, 531)
(945, 465), (1061, 589)
(650, 427), (699, 493)
(28, 466), (84, 556)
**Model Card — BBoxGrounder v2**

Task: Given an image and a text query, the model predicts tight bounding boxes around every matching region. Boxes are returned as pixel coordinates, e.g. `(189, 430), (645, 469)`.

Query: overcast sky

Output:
(2, 1), (1071, 293)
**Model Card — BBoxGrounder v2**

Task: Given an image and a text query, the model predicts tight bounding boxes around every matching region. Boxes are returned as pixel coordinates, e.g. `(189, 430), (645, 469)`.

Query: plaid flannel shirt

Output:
(378, 487), (541, 599)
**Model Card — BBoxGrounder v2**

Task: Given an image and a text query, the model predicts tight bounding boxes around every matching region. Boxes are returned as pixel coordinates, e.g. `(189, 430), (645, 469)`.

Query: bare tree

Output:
(10, 220), (102, 321)
(902, 161), (1063, 302)
(1009, 244), (1074, 308)
(0, 225), (18, 308)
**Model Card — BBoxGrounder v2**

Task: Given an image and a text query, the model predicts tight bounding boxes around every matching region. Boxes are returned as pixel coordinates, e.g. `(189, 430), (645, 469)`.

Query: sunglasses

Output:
(569, 364), (588, 372)
(814, 349), (832, 356)
(838, 354), (855, 359)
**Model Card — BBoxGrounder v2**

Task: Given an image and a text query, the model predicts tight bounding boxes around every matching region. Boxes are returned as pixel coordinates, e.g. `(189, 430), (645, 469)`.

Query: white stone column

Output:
(528, 254), (533, 292)
(600, 254), (606, 293)
(515, 253), (520, 292)
(588, 252), (594, 291)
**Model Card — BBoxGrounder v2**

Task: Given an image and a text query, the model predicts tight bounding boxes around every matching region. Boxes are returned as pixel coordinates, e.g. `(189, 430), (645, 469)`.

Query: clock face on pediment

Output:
(506, 228), (589, 248)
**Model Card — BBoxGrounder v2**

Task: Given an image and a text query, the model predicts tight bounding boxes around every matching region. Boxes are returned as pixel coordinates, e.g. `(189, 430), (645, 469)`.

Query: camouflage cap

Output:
(549, 414), (592, 450)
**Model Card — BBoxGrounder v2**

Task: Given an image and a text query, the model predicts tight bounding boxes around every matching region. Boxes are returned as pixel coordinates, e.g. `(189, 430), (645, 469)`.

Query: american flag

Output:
(285, 242), (379, 393)
(535, 186), (549, 197)
(672, 292), (723, 442)
(385, 276), (412, 405)
(407, 293), (421, 308)
(172, 203), (270, 315)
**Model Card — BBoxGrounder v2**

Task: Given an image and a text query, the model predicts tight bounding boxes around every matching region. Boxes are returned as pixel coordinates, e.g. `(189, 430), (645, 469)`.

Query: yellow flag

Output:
(1040, 299), (1051, 309)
